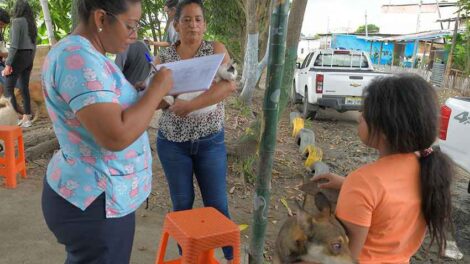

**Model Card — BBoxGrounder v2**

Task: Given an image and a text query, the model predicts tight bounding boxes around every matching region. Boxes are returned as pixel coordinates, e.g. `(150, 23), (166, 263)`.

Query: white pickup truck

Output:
(439, 97), (470, 192)
(292, 49), (390, 118)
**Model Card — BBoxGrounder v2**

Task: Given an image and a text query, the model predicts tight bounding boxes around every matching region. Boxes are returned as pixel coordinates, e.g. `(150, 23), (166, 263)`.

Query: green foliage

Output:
(204, 0), (245, 62)
(355, 24), (380, 34)
(0, 0), (72, 44)
(140, 0), (166, 39)
(230, 98), (253, 118)
(445, 29), (470, 72)
(43, 0), (73, 43)
(459, 0), (470, 12)
(235, 119), (262, 184)
(233, 151), (257, 184)
(1, 0), (245, 58)
(1, 0), (167, 45)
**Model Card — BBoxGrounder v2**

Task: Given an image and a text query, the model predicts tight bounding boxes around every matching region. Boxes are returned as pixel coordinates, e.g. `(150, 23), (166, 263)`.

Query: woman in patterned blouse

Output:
(155, 0), (237, 262)
(41, 0), (173, 263)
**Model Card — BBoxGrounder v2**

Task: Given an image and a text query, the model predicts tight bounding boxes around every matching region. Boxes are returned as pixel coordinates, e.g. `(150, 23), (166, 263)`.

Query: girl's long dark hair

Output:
(12, 0), (37, 45)
(362, 74), (453, 255)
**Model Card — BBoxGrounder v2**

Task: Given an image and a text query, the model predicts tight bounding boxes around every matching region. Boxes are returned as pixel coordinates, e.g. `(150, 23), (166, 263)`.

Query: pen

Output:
(145, 52), (159, 72)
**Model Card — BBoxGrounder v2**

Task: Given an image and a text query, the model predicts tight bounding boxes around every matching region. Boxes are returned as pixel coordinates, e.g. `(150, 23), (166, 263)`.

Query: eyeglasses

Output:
(106, 12), (141, 36)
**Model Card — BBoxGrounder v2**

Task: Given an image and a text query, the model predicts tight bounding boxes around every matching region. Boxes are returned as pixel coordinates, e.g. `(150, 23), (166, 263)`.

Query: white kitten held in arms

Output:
(163, 62), (237, 116)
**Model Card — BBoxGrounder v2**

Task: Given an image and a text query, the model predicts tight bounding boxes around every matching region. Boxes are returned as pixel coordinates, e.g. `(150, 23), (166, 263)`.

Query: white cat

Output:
(163, 62), (237, 116)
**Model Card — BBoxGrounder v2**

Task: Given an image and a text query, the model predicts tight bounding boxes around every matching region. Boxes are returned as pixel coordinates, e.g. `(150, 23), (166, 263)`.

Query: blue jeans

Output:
(157, 129), (233, 260)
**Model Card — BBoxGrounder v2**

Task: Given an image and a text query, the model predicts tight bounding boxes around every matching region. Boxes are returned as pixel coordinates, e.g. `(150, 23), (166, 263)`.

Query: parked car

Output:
(439, 97), (470, 192)
(292, 49), (390, 118)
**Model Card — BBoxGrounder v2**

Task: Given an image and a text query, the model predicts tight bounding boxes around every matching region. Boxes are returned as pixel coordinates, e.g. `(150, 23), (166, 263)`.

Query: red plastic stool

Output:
(155, 207), (241, 264)
(0, 126), (26, 188)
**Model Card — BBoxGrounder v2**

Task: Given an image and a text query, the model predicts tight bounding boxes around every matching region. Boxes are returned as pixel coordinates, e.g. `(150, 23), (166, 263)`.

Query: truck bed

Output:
(319, 71), (389, 98)
(439, 97), (470, 173)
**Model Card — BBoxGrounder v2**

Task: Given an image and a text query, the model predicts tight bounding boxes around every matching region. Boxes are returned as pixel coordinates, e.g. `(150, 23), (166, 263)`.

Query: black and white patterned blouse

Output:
(158, 40), (225, 142)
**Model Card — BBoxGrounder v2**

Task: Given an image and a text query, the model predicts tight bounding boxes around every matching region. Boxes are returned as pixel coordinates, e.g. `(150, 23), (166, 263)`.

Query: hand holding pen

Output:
(145, 52), (159, 73)
(144, 52), (173, 96)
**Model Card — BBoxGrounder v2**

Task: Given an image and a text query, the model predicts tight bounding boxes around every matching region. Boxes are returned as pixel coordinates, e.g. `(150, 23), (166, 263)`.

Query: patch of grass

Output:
(233, 154), (257, 185)
(230, 98), (253, 118)
(304, 119), (314, 129)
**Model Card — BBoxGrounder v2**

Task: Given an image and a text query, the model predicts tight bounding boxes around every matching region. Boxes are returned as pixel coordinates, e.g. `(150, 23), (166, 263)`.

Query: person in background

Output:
(146, 0), (179, 48)
(155, 0), (236, 263)
(2, 0), (37, 128)
(40, 0), (173, 263)
(115, 40), (151, 86)
(0, 8), (10, 95)
(313, 74), (454, 263)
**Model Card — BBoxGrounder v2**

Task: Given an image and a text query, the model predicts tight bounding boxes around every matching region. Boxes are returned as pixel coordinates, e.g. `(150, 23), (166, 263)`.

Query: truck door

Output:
(298, 52), (314, 97)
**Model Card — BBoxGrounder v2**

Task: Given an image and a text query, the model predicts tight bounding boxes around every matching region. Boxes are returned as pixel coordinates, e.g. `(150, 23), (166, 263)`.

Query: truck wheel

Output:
(290, 81), (301, 104)
(302, 88), (317, 119)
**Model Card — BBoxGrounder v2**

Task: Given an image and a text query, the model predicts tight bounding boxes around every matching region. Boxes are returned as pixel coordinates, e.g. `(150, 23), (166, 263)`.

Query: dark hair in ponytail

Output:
(362, 74), (453, 255)
(174, 0), (205, 22)
(77, 0), (141, 23)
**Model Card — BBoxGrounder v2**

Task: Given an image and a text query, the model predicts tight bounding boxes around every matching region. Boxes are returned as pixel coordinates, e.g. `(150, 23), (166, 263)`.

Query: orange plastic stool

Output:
(0, 126), (26, 188)
(155, 207), (241, 264)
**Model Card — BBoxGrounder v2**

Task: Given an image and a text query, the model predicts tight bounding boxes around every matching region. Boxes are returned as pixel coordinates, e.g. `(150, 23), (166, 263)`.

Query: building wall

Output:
(297, 38), (322, 61)
(331, 35), (394, 65)
(331, 35), (421, 66)
(379, 4), (459, 34)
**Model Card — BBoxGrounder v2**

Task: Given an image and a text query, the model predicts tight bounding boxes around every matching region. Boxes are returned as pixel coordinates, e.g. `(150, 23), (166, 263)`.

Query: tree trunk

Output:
(255, 0), (275, 85)
(248, 1), (289, 263)
(71, 0), (79, 31)
(257, 0), (272, 59)
(143, 0), (159, 56)
(466, 24), (470, 75)
(240, 33), (259, 102)
(446, 14), (460, 76)
(239, 0), (259, 104)
(278, 0), (309, 119)
(39, 0), (56, 44)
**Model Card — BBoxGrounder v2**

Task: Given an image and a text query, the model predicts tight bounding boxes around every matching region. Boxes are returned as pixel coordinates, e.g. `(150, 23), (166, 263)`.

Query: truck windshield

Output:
(314, 52), (369, 68)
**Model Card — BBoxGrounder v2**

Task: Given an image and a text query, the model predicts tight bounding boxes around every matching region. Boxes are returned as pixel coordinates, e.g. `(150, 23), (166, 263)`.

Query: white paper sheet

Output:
(146, 53), (225, 96)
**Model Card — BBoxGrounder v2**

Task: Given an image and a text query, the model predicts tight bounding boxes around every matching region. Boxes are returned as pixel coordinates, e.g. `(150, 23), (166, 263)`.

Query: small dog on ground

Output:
(12, 78), (45, 123)
(273, 190), (354, 264)
(163, 61), (237, 116)
(0, 96), (19, 126)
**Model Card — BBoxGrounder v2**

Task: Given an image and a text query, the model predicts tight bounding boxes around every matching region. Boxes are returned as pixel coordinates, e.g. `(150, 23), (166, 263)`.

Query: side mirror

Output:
(296, 62), (301, 69)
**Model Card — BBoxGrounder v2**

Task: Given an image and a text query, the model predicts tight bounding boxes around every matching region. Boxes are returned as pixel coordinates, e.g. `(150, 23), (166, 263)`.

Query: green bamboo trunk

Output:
(248, 1), (289, 263)
(278, 46), (298, 119)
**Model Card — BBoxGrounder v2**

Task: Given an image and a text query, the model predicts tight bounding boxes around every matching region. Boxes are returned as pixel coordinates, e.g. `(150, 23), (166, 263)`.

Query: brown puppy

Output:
(273, 192), (354, 264)
(13, 78), (45, 122)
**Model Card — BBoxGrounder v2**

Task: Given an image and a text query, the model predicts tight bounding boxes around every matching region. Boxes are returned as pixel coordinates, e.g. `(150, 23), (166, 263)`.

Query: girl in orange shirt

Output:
(313, 74), (454, 263)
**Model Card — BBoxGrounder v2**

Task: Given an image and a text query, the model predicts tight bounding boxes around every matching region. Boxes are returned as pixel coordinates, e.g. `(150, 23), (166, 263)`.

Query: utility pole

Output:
(412, 0), (423, 68)
(435, 0), (444, 30)
(365, 10), (368, 37)
(446, 13), (460, 76)
(326, 16), (330, 48)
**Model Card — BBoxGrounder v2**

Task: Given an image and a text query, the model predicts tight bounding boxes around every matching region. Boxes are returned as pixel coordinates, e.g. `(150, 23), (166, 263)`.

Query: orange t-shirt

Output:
(336, 153), (426, 264)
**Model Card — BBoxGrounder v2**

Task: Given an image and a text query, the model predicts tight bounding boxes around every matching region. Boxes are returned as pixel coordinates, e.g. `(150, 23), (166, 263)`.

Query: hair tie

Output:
(420, 147), (434, 158)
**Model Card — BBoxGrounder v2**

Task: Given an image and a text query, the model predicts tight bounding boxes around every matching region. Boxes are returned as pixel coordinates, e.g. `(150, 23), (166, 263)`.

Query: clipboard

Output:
(147, 53), (225, 95)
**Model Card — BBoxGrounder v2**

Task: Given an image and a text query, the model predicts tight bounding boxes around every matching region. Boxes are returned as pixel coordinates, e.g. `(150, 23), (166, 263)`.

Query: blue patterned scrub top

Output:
(42, 35), (152, 218)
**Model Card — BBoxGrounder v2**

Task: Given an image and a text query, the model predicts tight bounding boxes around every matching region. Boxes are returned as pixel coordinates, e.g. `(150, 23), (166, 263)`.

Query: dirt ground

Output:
(0, 87), (469, 263)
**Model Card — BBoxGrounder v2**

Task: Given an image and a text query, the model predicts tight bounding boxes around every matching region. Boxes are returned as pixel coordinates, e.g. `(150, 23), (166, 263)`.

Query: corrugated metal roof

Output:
(356, 29), (462, 42)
